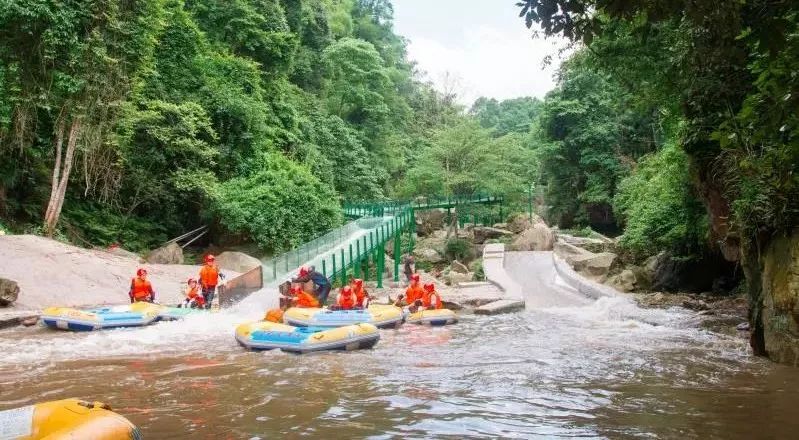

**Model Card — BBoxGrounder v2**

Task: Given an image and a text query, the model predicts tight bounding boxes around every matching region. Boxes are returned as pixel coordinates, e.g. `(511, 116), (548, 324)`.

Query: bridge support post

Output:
(393, 227), (401, 282)
(355, 241), (361, 279)
(340, 249), (347, 286)
(376, 241), (385, 288)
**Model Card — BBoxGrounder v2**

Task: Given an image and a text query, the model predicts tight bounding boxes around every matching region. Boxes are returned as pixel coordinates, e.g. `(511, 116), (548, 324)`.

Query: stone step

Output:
(0, 311), (39, 330)
(474, 299), (526, 315)
(456, 281), (494, 289)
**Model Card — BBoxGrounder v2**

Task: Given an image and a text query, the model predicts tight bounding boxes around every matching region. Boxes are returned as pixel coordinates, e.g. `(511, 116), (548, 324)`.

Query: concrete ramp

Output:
(504, 251), (593, 308)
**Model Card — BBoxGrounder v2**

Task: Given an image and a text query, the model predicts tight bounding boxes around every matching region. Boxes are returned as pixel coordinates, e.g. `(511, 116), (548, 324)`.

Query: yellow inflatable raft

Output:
(0, 399), (140, 440)
(236, 321), (380, 353)
(406, 308), (458, 326)
(283, 304), (404, 329)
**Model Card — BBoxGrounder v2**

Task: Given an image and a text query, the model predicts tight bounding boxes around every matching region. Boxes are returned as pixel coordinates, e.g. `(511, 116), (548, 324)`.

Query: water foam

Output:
(0, 288), (281, 364)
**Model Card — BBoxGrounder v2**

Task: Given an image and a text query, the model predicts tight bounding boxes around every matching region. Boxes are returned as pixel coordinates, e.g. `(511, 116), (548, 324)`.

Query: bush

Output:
(445, 237), (475, 263)
(214, 152), (343, 252)
(614, 142), (708, 258)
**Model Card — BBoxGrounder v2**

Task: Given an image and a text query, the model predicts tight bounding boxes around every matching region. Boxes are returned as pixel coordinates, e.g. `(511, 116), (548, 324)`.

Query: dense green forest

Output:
(514, 0), (798, 356)
(0, 0), (537, 253)
(1, 0), (796, 272)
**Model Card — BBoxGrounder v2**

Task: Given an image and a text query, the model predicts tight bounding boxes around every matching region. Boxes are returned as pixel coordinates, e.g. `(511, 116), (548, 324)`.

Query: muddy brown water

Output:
(2, 291), (799, 439)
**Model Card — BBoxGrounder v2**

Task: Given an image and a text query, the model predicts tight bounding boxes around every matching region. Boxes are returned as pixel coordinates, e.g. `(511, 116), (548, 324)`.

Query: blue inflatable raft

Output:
(40, 303), (162, 331)
(235, 321), (380, 354)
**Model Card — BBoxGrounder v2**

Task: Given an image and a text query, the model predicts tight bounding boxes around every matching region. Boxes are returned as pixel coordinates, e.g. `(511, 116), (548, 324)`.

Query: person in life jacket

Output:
(129, 268), (156, 303)
(291, 285), (320, 308)
(420, 282), (443, 310)
(402, 273), (424, 306)
(351, 278), (370, 308)
(336, 285), (357, 310)
(182, 278), (205, 308)
(292, 265), (332, 304)
(264, 308), (284, 323)
(199, 254), (225, 309)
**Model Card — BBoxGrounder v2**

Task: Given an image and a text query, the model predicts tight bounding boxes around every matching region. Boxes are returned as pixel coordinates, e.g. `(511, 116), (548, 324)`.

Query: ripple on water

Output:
(2, 289), (794, 439)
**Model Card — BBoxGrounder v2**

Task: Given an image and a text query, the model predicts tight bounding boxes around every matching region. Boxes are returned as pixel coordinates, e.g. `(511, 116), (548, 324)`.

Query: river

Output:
(1, 287), (799, 439)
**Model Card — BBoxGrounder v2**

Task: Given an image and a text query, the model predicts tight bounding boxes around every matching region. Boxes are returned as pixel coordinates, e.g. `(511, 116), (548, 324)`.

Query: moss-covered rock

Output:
(759, 230), (799, 365)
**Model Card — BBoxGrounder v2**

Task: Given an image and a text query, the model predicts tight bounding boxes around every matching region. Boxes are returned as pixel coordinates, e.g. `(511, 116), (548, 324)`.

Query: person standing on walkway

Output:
(292, 266), (332, 305)
(403, 255), (415, 285)
(199, 254), (224, 309)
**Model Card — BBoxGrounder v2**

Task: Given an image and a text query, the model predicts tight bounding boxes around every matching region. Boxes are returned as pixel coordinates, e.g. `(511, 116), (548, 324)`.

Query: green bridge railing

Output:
(263, 193), (505, 291)
(262, 208), (415, 289)
(343, 192), (503, 218)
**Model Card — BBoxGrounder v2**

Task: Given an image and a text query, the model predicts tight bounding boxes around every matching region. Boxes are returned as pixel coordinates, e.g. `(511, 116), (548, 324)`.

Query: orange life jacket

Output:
(295, 291), (320, 308)
(337, 290), (357, 310)
(353, 286), (368, 307)
(185, 286), (200, 300)
(264, 309), (284, 323)
(199, 264), (220, 288)
(405, 284), (424, 305)
(131, 278), (153, 300)
(422, 290), (442, 309)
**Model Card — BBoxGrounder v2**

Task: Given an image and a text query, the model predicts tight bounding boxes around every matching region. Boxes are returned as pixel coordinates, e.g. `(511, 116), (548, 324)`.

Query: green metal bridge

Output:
(262, 193), (504, 290)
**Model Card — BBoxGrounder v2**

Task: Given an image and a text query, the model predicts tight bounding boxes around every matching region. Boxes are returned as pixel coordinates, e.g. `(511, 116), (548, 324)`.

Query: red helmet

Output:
(353, 278), (363, 287)
(411, 273), (420, 282)
(423, 283), (435, 292)
(290, 285), (303, 295)
(299, 266), (310, 277)
(187, 278), (197, 285)
(136, 268), (147, 277)
(205, 254), (215, 263)
(342, 286), (353, 295)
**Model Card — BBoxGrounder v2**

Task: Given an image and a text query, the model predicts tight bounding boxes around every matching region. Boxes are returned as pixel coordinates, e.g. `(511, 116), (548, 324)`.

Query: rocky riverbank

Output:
(0, 235), (240, 312)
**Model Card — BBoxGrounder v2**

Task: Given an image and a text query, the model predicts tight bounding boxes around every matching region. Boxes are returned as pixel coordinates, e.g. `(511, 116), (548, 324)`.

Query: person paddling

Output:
(404, 273), (424, 306)
(199, 254), (224, 309)
(352, 278), (371, 308)
(129, 268), (156, 303)
(420, 282), (443, 310)
(292, 266), (331, 305)
(335, 285), (357, 310)
(291, 285), (320, 308)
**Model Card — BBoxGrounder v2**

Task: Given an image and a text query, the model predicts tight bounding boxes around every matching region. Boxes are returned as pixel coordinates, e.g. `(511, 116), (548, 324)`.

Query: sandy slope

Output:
(0, 235), (237, 310)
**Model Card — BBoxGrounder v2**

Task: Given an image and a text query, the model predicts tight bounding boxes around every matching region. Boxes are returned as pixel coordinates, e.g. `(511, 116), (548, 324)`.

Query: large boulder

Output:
(0, 277), (20, 306)
(413, 247), (444, 264)
(554, 241), (593, 262)
(555, 241), (616, 279)
(507, 213), (547, 233)
(446, 271), (474, 286)
(145, 242), (184, 264)
(606, 269), (637, 292)
(215, 251), (261, 273)
(556, 233), (614, 254)
(450, 260), (469, 274)
(571, 252), (617, 279)
(511, 223), (555, 251)
(472, 226), (513, 244)
(415, 209), (446, 237)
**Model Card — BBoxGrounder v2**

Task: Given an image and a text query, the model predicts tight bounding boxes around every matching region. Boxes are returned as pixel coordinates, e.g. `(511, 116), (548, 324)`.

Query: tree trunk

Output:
(44, 118), (81, 236)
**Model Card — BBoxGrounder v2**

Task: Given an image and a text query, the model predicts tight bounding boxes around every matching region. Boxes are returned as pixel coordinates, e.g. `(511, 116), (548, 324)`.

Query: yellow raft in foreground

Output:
(406, 308), (458, 326)
(236, 320), (380, 353)
(0, 399), (140, 440)
(283, 304), (404, 329)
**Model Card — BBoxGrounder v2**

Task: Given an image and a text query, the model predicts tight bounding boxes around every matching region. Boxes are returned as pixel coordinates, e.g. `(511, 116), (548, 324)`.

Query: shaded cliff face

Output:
(742, 230), (799, 366)
(759, 232), (799, 365)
